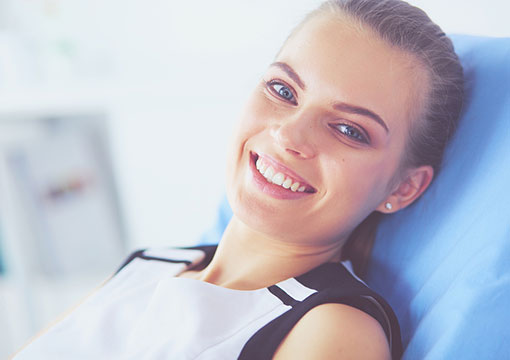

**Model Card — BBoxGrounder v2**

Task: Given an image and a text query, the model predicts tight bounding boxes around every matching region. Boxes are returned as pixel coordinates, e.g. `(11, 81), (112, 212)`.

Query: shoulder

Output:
(273, 303), (391, 360)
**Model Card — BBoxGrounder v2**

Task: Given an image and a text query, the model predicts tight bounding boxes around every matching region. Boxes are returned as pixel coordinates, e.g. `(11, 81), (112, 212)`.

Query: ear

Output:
(376, 165), (434, 213)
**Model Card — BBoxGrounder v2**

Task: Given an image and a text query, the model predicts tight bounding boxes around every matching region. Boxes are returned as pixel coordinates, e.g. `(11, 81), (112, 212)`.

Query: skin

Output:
(183, 12), (434, 358)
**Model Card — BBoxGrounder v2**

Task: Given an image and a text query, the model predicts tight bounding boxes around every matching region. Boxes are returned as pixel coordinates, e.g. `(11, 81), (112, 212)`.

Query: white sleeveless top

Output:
(15, 246), (401, 359)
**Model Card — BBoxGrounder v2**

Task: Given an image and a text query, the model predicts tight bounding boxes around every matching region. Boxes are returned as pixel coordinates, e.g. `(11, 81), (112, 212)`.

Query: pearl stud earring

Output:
(385, 202), (393, 210)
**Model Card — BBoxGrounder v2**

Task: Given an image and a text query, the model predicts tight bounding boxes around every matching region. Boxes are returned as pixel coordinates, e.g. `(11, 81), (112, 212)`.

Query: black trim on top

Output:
(267, 286), (300, 307)
(180, 245), (217, 271)
(296, 262), (395, 344)
(296, 262), (402, 350)
(295, 262), (364, 291)
(138, 255), (192, 265)
(114, 245), (218, 275)
(239, 262), (402, 360)
(115, 249), (146, 274)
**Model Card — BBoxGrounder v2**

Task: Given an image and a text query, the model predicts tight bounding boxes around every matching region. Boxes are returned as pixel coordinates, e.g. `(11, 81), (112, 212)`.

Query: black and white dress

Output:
(15, 246), (402, 359)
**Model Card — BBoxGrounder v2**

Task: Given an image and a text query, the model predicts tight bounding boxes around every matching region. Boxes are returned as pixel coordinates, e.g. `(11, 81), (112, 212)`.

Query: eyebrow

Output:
(333, 102), (389, 133)
(271, 61), (389, 133)
(271, 62), (306, 90)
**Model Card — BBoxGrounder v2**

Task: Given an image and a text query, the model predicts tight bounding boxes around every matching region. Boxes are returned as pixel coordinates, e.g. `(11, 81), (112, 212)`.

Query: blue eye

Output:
(268, 81), (297, 104)
(335, 124), (369, 144)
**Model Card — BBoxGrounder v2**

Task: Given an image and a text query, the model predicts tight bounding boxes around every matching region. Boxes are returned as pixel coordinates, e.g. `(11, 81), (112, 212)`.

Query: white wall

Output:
(409, 0), (510, 37)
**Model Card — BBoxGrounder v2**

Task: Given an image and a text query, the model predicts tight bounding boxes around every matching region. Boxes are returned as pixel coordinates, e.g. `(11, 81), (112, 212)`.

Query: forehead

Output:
(277, 13), (428, 136)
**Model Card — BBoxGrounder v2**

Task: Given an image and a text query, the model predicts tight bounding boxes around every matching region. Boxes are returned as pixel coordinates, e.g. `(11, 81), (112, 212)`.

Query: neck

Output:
(193, 216), (344, 290)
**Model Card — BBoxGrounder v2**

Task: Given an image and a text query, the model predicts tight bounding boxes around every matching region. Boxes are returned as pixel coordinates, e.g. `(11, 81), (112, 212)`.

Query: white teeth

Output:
(263, 166), (274, 180)
(255, 157), (310, 193)
(272, 172), (285, 186)
(290, 182), (300, 192)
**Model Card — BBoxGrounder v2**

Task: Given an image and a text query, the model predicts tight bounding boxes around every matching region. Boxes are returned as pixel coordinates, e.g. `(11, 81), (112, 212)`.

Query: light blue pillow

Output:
(200, 35), (510, 359)
(367, 35), (510, 359)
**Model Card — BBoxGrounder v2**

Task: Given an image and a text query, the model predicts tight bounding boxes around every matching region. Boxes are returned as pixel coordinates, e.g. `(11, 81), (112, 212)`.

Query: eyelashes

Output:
(266, 80), (297, 105)
(331, 123), (370, 144)
(264, 78), (371, 145)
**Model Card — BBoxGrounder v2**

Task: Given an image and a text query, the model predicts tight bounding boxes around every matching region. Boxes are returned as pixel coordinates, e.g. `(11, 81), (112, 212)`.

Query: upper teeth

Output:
(256, 157), (306, 192)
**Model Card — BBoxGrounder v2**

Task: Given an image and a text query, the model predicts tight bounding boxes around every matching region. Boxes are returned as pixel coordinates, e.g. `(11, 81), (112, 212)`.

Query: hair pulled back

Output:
(306, 0), (464, 274)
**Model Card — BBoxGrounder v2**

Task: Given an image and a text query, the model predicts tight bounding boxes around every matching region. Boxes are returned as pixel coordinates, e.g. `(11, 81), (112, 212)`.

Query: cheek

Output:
(322, 152), (395, 211)
(227, 89), (278, 167)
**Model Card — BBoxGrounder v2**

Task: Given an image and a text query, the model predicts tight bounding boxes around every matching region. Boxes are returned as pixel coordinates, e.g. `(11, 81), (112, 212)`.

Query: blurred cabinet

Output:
(0, 87), (126, 357)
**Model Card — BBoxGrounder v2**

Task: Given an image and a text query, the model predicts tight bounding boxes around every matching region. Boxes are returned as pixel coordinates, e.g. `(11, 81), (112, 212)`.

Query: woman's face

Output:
(226, 14), (427, 246)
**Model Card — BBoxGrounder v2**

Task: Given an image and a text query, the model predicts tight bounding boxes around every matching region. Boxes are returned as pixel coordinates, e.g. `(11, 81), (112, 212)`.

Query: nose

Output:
(270, 110), (317, 159)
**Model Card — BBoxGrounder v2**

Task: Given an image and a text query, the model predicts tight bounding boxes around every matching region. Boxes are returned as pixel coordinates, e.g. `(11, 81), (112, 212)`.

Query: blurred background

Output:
(0, 0), (508, 356)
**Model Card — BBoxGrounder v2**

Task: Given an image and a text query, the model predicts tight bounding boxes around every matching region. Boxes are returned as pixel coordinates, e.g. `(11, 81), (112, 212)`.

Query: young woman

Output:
(13, 0), (463, 359)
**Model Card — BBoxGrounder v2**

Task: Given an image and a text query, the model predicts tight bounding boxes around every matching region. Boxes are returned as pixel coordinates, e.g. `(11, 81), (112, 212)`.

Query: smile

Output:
(250, 152), (316, 197)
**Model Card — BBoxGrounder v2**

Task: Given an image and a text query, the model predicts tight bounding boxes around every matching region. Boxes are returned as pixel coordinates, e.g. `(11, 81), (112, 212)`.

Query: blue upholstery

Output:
(199, 35), (510, 359)
(367, 35), (510, 359)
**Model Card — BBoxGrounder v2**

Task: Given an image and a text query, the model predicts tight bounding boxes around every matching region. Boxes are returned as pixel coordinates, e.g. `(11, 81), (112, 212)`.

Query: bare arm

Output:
(273, 303), (391, 360)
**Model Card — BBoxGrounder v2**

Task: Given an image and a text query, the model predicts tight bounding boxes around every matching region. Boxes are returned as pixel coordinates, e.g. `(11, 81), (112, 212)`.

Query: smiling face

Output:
(226, 13), (429, 247)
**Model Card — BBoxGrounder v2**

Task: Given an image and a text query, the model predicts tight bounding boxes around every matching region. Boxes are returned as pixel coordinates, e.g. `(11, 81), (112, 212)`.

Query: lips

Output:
(250, 152), (316, 195)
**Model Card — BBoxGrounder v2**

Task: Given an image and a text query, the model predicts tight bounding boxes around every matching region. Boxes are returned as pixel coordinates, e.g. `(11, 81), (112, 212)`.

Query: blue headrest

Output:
(200, 35), (510, 359)
(367, 35), (510, 359)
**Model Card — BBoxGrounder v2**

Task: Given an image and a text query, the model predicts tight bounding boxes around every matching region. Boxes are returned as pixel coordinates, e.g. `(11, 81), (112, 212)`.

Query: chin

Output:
(226, 185), (301, 240)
